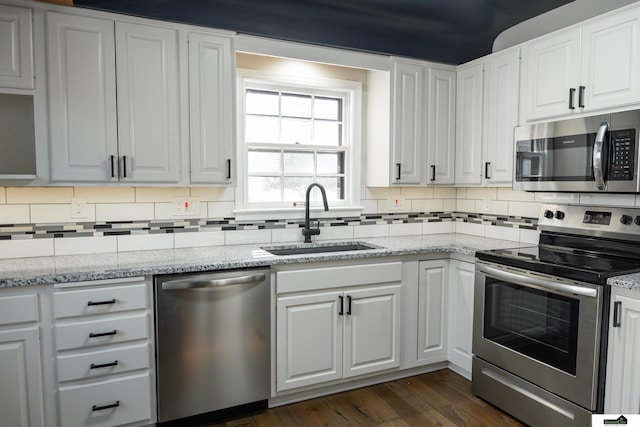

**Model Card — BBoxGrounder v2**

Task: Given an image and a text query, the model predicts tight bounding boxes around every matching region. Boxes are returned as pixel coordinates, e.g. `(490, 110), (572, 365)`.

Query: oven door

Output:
(473, 261), (604, 410)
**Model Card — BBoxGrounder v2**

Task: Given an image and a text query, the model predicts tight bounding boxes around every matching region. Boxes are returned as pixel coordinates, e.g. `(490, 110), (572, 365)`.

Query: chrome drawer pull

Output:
(89, 330), (118, 338)
(92, 401), (120, 412)
(90, 360), (118, 370)
(87, 299), (116, 306)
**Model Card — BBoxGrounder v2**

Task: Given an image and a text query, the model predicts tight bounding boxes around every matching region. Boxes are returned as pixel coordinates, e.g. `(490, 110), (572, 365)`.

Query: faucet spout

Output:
(302, 183), (329, 243)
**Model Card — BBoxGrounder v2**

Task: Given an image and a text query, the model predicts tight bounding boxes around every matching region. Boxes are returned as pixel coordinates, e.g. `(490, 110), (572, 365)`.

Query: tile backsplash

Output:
(1, 184), (638, 258)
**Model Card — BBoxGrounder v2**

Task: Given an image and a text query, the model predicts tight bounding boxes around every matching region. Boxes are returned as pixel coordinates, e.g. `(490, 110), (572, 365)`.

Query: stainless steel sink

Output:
(262, 243), (376, 256)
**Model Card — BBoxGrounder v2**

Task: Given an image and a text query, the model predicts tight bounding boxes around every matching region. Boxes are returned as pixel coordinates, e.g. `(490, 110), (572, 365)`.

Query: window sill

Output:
(233, 206), (364, 222)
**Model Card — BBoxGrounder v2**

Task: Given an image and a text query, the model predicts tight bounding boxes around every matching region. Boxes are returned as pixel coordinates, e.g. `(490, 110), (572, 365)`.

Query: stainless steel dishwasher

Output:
(154, 268), (270, 424)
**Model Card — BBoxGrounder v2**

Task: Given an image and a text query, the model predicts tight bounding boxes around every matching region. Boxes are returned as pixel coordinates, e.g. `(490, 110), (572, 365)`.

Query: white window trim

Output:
(235, 68), (362, 221)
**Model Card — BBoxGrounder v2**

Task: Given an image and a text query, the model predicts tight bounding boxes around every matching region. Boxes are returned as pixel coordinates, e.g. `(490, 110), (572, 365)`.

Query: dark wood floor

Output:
(208, 369), (526, 426)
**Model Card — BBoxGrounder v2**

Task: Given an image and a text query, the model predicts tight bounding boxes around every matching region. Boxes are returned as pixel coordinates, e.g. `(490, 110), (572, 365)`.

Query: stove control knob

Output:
(554, 210), (565, 220)
(635, 216), (640, 226)
(544, 210), (554, 219)
(621, 214), (633, 225)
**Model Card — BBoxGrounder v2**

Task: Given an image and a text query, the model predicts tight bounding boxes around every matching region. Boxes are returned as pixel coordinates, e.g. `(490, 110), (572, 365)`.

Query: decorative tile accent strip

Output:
(0, 211), (538, 241)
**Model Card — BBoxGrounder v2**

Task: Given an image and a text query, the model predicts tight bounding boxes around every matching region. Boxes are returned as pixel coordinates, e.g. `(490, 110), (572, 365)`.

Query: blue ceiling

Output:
(73, 0), (575, 65)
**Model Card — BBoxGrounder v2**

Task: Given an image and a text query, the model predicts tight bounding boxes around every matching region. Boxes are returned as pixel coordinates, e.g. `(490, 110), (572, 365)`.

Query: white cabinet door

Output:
(417, 260), (448, 365)
(276, 291), (343, 391)
(0, 5), (33, 88)
(605, 287), (640, 414)
(448, 260), (475, 375)
(0, 327), (44, 427)
(455, 62), (484, 185)
(581, 8), (640, 112)
(47, 12), (118, 182)
(523, 29), (580, 121)
(344, 285), (401, 378)
(483, 48), (519, 185)
(426, 67), (456, 184)
(115, 22), (181, 183)
(391, 60), (424, 185)
(188, 32), (235, 184)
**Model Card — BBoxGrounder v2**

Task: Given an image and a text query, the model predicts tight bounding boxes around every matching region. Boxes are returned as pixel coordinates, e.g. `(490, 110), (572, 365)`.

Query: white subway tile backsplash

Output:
(0, 188), (5, 204)
(271, 228), (304, 243)
(207, 201), (235, 218)
(136, 187), (190, 203)
(389, 222), (422, 236)
(31, 204), (96, 223)
(534, 192), (580, 204)
(508, 201), (542, 218)
(316, 226), (354, 241)
(74, 187), (135, 203)
(401, 187), (434, 199)
(455, 221), (485, 237)
(456, 199), (475, 213)
(485, 224), (519, 242)
(174, 231), (225, 248)
(411, 199), (444, 213)
(191, 186), (235, 202)
(55, 236), (117, 256)
(7, 187), (73, 204)
(519, 228), (541, 245)
(422, 221), (454, 234)
(154, 202), (207, 220)
(497, 188), (534, 202)
(433, 187), (456, 199)
(365, 187), (401, 200)
(96, 203), (155, 222)
(117, 234), (174, 252)
(359, 199), (378, 214)
(456, 188), (467, 199)
(0, 238), (54, 258)
(225, 229), (272, 245)
(0, 205), (30, 223)
(485, 200), (509, 215)
(465, 187), (497, 200)
(443, 199), (456, 211)
(579, 193), (636, 207)
(353, 224), (390, 238)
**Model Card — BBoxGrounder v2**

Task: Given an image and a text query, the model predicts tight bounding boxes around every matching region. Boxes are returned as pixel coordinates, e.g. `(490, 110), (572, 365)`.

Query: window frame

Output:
(235, 68), (362, 220)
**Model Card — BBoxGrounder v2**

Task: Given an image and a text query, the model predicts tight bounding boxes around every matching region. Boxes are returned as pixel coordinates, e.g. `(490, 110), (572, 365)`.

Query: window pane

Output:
(246, 90), (279, 115)
(283, 177), (314, 201)
(246, 116), (279, 143)
(248, 176), (281, 202)
(248, 150), (281, 174)
(281, 118), (312, 144)
(317, 152), (344, 174)
(317, 177), (345, 201)
(314, 122), (342, 146)
(315, 97), (341, 120)
(284, 151), (314, 174)
(282, 93), (311, 118)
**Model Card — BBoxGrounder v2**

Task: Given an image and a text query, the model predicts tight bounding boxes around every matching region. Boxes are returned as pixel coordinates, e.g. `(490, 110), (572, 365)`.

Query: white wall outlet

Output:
(387, 196), (406, 211)
(71, 198), (87, 219)
(481, 197), (492, 212)
(174, 197), (200, 216)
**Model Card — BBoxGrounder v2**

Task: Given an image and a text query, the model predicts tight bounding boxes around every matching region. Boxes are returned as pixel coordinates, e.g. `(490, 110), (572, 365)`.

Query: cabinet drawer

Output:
(57, 343), (149, 382)
(55, 314), (148, 351)
(59, 373), (152, 427)
(54, 283), (147, 319)
(0, 294), (38, 325)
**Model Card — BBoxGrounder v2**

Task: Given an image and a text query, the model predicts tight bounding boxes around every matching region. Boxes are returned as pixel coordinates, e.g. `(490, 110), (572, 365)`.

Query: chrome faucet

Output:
(302, 183), (329, 243)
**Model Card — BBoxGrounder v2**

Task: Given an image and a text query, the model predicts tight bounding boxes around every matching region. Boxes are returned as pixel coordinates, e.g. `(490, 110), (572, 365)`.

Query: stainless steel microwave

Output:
(513, 109), (640, 193)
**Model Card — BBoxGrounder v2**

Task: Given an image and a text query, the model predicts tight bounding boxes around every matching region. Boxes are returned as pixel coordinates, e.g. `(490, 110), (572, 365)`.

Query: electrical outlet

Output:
(386, 196), (406, 211)
(71, 198), (87, 219)
(174, 197), (200, 216)
(481, 197), (492, 212)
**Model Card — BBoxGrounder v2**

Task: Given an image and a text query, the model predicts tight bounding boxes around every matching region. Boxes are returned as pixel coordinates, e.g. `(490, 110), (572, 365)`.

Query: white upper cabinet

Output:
(426, 67), (456, 184)
(48, 13), (182, 183)
(47, 12), (118, 182)
(522, 6), (640, 122)
(0, 5), (33, 89)
(391, 59), (424, 185)
(482, 48), (520, 185)
(455, 62), (484, 185)
(188, 32), (235, 184)
(115, 22), (181, 183)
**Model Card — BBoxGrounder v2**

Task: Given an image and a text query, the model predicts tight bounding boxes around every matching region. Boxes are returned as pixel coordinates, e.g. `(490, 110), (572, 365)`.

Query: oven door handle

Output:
(479, 264), (598, 298)
(593, 121), (609, 191)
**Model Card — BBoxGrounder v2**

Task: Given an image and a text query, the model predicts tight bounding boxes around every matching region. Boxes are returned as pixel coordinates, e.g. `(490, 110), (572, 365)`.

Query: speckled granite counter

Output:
(0, 234), (527, 287)
(608, 273), (640, 291)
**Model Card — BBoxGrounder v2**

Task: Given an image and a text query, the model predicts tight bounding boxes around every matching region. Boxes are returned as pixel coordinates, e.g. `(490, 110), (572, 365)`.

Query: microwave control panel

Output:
(610, 129), (635, 181)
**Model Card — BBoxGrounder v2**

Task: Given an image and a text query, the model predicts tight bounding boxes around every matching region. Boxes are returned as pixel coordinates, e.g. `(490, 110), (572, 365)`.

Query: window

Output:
(237, 70), (361, 216)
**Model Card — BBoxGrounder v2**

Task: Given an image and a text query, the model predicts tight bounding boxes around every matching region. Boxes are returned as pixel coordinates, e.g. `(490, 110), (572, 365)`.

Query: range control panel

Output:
(539, 204), (640, 239)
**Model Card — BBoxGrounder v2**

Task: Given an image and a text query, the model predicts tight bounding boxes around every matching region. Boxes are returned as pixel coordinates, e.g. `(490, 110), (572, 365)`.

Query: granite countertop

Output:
(608, 273), (640, 291)
(0, 234), (526, 288)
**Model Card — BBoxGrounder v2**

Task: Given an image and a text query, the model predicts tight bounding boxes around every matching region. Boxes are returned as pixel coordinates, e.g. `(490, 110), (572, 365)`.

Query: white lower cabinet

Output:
(275, 262), (402, 392)
(447, 260), (475, 375)
(417, 260), (448, 365)
(53, 277), (154, 427)
(0, 292), (45, 427)
(605, 286), (640, 414)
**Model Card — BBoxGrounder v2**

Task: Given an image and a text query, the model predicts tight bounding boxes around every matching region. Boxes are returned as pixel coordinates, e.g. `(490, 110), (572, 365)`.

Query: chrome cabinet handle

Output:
(593, 121), (609, 191)
(162, 273), (267, 290)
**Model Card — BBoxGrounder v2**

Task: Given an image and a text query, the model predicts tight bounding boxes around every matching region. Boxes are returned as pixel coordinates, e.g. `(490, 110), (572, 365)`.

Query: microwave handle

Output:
(593, 121), (609, 191)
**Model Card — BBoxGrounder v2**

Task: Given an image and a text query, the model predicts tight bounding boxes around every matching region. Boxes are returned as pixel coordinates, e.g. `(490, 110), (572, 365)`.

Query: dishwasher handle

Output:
(161, 273), (267, 290)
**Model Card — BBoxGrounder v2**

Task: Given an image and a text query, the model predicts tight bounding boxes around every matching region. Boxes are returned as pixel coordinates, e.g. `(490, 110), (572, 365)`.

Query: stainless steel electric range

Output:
(472, 204), (640, 427)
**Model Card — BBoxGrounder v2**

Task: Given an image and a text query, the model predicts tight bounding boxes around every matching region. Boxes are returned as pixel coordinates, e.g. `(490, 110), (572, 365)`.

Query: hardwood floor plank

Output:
(207, 369), (525, 427)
